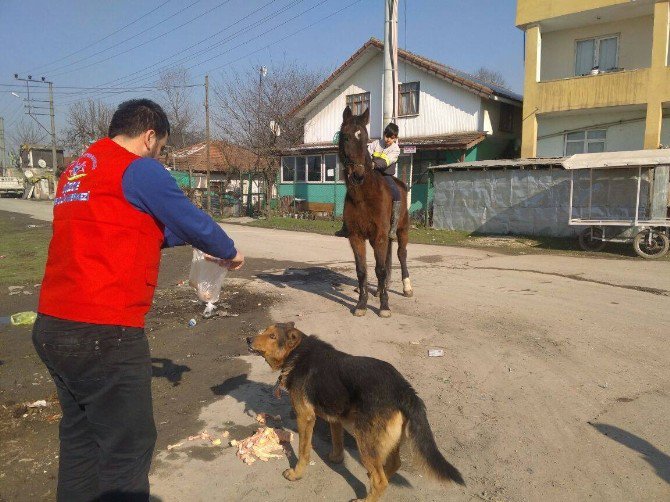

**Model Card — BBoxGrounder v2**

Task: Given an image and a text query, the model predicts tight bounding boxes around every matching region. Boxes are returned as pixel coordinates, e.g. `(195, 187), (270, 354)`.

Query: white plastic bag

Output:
(189, 248), (227, 317)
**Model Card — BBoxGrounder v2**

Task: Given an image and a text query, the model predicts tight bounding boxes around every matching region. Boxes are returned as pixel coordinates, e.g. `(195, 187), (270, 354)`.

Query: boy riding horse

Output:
(335, 122), (403, 240)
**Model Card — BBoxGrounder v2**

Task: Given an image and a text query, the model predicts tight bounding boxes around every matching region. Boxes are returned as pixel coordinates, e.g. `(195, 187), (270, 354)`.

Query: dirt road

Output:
(1, 201), (669, 501)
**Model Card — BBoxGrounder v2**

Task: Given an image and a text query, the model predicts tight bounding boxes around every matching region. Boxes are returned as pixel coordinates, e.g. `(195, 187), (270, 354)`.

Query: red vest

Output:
(39, 138), (164, 327)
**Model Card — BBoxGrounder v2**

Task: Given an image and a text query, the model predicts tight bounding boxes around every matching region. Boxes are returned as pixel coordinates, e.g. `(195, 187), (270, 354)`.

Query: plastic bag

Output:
(10, 311), (37, 326)
(189, 249), (227, 317)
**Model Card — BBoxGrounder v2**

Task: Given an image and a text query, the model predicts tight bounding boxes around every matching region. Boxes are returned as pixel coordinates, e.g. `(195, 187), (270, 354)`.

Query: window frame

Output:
(574, 34), (620, 76)
(499, 103), (515, 133)
(280, 156), (296, 183)
(346, 91), (371, 116)
(305, 154), (323, 183)
(563, 129), (607, 155)
(398, 81), (420, 117)
(324, 154), (340, 183)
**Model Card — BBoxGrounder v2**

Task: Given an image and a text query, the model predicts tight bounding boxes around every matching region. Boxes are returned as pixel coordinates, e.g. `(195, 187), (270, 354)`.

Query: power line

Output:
(25, 0), (174, 74)
(65, 0), (287, 95)
(63, 0), (331, 104)
(49, 0), (232, 78)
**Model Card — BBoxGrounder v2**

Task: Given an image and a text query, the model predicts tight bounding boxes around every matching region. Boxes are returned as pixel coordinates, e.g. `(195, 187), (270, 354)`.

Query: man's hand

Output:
(204, 251), (245, 270)
(223, 251), (245, 271)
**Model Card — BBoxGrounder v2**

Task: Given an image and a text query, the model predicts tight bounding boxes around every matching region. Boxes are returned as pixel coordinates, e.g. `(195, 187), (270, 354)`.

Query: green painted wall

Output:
(278, 182), (348, 215)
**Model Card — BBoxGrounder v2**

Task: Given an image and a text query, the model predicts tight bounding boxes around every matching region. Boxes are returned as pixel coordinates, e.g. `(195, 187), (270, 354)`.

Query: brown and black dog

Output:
(247, 322), (464, 501)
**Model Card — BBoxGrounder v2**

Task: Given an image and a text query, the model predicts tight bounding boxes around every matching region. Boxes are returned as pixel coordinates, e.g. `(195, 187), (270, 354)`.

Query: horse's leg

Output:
(385, 239), (392, 290)
(349, 235), (369, 316)
(373, 237), (391, 318)
(397, 224), (413, 297)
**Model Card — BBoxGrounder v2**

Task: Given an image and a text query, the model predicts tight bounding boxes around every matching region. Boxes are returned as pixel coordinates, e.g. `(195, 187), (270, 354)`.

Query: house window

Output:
(281, 156), (295, 182)
(346, 92), (370, 115)
(575, 35), (618, 76)
(306, 155), (322, 182)
(324, 154), (338, 182)
(499, 103), (515, 133)
(295, 156), (306, 181)
(398, 82), (420, 117)
(564, 130), (606, 155)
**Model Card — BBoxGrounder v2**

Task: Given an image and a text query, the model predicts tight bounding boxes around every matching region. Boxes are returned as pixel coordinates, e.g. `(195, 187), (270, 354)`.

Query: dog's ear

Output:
(285, 327), (303, 349)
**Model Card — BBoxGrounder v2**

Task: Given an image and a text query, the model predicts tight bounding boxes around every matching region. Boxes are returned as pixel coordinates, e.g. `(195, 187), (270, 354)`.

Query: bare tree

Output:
(10, 119), (46, 149)
(214, 62), (324, 208)
(156, 67), (199, 149)
(473, 67), (509, 89)
(62, 99), (114, 154)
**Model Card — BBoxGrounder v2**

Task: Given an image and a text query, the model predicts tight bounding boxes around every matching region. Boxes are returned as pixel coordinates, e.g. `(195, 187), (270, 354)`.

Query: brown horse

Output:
(338, 106), (413, 318)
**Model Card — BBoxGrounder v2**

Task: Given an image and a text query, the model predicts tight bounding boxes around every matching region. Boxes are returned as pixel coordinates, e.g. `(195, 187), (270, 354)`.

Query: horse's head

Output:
(338, 106), (371, 186)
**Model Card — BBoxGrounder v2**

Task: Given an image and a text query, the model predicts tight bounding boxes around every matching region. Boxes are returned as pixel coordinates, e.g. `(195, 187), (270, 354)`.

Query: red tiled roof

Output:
(168, 141), (266, 173)
(291, 38), (522, 117)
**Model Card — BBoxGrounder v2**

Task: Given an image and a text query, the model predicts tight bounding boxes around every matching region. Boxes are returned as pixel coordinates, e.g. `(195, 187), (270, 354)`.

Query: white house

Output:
(279, 38), (523, 216)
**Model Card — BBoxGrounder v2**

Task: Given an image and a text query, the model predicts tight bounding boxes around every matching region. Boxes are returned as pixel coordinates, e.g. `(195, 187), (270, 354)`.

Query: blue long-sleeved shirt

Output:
(121, 158), (237, 260)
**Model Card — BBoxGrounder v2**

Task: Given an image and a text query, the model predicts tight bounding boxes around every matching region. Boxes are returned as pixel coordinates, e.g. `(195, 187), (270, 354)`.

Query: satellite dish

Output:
(269, 120), (281, 137)
(24, 170), (34, 178)
(38, 159), (47, 168)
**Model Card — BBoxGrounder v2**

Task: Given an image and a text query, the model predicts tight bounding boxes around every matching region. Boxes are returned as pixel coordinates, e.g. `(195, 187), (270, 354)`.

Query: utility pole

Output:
(0, 117), (6, 173)
(205, 74), (211, 214)
(383, 0), (399, 134)
(14, 74), (59, 195)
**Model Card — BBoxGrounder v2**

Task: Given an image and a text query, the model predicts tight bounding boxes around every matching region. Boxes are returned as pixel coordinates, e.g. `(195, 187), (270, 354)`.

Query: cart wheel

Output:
(578, 227), (606, 252)
(633, 229), (670, 259)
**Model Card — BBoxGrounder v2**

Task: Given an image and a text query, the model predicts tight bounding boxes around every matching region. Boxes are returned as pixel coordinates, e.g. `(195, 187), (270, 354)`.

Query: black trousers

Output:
(32, 314), (156, 502)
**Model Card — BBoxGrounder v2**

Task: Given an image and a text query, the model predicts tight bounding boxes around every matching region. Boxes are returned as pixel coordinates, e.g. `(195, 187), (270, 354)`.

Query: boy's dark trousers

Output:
(32, 314), (156, 502)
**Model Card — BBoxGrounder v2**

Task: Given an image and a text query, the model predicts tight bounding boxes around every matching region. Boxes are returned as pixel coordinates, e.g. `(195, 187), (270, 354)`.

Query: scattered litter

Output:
(188, 431), (214, 442)
(222, 431), (230, 438)
(188, 318), (197, 328)
(409, 341), (420, 345)
(27, 224), (40, 228)
(176, 280), (189, 287)
(0, 255), (5, 259)
(216, 311), (238, 318)
(232, 427), (293, 465)
(309, 461), (316, 466)
(202, 302), (216, 318)
(10, 311), (37, 326)
(167, 442), (184, 450)
(257, 303), (261, 306)
(22, 290), (33, 295)
(8, 286), (24, 295)
(428, 349), (444, 357)
(27, 400), (48, 408)
(212, 439), (222, 446)
(256, 413), (282, 425)
(599, 382), (609, 389)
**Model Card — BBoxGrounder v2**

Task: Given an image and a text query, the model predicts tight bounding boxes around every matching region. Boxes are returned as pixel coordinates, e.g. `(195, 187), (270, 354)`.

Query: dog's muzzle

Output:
(246, 337), (262, 355)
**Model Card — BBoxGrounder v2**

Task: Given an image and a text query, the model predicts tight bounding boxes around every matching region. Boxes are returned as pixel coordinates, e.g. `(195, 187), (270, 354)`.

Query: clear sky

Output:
(0, 0), (524, 152)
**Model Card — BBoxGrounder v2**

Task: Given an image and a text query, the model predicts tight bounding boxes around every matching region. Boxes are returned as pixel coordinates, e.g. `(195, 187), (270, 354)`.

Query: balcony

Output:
(536, 69), (652, 114)
(516, 0), (652, 29)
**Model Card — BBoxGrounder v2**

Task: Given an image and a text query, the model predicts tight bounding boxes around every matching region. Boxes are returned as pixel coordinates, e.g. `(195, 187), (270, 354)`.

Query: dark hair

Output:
(108, 99), (170, 139)
(384, 122), (399, 138)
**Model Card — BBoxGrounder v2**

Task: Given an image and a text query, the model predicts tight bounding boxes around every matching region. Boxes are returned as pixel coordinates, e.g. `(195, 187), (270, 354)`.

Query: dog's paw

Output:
(328, 451), (344, 464)
(283, 468), (302, 481)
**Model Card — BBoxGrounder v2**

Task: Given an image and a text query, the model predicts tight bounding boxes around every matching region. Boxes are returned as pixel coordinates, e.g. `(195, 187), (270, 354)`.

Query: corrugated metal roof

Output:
(283, 132), (487, 155)
(291, 38), (522, 118)
(562, 149), (670, 169)
(430, 150), (670, 171)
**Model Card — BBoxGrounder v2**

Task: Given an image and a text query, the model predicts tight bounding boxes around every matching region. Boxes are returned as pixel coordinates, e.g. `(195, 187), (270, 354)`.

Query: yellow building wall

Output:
(517, 0), (635, 27)
(540, 16), (653, 80)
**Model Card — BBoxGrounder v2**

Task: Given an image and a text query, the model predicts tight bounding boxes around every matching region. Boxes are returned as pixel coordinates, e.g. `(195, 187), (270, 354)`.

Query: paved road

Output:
(4, 198), (670, 501)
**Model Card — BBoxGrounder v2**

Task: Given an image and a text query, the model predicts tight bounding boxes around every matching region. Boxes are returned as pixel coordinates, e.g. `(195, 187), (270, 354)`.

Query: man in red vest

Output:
(32, 99), (244, 501)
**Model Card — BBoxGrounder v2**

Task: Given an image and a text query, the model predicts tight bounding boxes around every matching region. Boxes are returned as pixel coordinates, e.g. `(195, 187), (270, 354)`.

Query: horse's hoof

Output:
(354, 309), (367, 317)
(379, 309), (392, 318)
(403, 289), (414, 298)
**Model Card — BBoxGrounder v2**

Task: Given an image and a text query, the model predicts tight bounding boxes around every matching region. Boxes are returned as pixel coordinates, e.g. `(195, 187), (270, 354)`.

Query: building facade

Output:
(283, 38), (523, 216)
(517, 0), (670, 158)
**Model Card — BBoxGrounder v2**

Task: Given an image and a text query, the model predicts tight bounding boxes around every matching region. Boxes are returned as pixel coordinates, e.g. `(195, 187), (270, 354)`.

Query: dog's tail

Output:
(401, 393), (465, 486)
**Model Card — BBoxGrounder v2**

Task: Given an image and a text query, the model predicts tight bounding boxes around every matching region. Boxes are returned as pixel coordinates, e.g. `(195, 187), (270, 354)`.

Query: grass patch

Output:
(0, 214), (51, 287)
